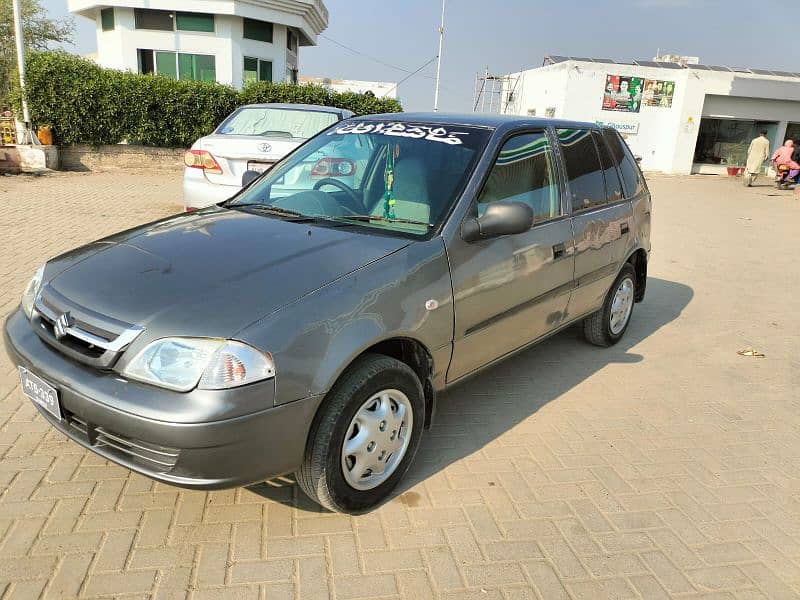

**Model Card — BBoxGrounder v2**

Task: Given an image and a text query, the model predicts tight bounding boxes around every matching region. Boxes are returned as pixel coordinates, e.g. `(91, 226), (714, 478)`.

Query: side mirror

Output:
(635, 156), (643, 164)
(462, 201), (534, 242)
(241, 169), (262, 187)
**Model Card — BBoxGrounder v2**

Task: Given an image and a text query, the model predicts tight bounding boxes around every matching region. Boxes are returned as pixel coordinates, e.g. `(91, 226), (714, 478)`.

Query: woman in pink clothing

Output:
(771, 140), (800, 188)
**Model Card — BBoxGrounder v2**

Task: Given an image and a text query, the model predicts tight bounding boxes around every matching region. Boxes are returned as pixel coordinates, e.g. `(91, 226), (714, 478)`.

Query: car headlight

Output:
(21, 264), (45, 320)
(122, 338), (275, 392)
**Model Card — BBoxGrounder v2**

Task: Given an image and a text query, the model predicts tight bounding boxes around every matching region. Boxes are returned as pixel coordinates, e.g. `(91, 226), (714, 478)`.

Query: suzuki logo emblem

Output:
(53, 312), (73, 340)
(258, 142), (272, 153)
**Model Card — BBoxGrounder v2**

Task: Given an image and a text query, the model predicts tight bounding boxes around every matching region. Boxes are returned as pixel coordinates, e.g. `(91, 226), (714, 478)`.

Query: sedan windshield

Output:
(230, 121), (492, 237)
(217, 107), (339, 139)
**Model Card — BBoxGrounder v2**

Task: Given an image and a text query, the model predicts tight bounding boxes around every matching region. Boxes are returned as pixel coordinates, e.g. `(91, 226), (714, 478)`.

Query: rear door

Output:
(447, 129), (575, 382)
(557, 128), (634, 319)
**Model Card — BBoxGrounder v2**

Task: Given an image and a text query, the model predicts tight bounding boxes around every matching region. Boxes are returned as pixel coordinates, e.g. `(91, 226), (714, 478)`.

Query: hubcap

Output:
(341, 389), (413, 491)
(609, 277), (634, 335)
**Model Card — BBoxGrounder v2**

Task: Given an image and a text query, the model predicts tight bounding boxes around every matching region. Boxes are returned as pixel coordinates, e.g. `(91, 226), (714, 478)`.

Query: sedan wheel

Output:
(296, 354), (424, 514)
(584, 263), (637, 347)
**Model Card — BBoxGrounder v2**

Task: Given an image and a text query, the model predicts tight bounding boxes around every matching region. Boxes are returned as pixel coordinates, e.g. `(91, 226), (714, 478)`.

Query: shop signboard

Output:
(643, 80), (676, 107)
(596, 120), (640, 136)
(602, 74), (644, 113)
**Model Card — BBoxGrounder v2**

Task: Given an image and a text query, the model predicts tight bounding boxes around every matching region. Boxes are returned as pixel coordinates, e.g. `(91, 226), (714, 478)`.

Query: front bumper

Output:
(182, 169), (240, 210)
(4, 308), (323, 489)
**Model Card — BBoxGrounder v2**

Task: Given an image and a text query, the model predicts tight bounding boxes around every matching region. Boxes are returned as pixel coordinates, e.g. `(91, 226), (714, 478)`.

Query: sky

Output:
(42, 0), (784, 113)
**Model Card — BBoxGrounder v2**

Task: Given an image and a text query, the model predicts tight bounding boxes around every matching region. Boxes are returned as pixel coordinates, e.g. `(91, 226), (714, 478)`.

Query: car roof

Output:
(239, 103), (354, 117)
(356, 111), (600, 130)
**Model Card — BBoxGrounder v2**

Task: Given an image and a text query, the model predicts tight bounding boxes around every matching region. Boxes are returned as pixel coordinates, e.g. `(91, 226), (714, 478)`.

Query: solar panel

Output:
(708, 65), (732, 72)
(687, 64), (711, 70)
(654, 62), (683, 69)
(731, 67), (752, 73)
(569, 57), (594, 63)
(750, 69), (775, 75)
(591, 58), (616, 64)
(545, 55), (569, 64)
(772, 71), (795, 77)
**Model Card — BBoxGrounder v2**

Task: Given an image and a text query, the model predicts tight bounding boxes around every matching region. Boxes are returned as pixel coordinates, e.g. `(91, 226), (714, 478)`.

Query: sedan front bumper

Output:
(3, 308), (323, 489)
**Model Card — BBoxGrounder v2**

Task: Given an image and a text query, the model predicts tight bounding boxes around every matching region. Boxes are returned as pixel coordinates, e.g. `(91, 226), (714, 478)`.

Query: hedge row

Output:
(18, 52), (402, 147)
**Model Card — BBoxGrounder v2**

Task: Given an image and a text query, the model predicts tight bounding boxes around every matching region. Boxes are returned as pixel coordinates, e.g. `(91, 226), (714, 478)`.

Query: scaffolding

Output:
(472, 68), (522, 114)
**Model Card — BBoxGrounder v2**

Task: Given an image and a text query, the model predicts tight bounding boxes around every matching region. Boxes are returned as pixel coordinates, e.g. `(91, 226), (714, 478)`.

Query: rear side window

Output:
(477, 132), (561, 224)
(593, 130), (623, 202)
(557, 129), (607, 212)
(602, 128), (645, 198)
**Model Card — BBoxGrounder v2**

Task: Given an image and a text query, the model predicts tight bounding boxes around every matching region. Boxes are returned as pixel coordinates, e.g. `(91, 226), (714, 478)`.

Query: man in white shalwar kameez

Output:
(744, 130), (771, 187)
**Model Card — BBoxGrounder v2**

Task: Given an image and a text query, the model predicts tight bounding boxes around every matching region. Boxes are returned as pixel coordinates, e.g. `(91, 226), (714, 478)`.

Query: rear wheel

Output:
(583, 264), (636, 347)
(296, 354), (424, 514)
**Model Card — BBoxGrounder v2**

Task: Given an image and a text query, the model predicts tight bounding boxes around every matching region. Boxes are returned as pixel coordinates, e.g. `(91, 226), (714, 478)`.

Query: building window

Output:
(138, 49), (216, 82)
(243, 18), (273, 43)
(176, 12), (214, 32)
(134, 9), (174, 31)
(693, 118), (757, 165)
(286, 29), (298, 52)
(100, 7), (114, 31)
(244, 57), (273, 84)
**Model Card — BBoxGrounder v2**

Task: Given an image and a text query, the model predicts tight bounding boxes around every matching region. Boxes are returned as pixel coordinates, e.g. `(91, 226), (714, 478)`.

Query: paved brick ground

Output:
(0, 170), (799, 599)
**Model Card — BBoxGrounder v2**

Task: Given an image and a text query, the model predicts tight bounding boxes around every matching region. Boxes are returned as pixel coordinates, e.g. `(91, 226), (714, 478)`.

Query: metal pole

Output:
(12, 0), (31, 126)
(433, 0), (446, 111)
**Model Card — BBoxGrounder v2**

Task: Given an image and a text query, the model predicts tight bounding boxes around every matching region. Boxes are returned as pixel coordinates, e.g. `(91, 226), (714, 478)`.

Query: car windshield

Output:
(229, 120), (492, 237)
(217, 107), (339, 139)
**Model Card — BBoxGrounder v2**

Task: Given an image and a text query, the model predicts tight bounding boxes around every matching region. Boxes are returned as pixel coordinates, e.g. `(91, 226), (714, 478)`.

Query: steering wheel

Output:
(312, 178), (364, 211)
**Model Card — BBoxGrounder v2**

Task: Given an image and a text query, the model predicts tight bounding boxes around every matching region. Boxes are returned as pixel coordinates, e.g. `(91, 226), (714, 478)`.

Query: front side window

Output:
(477, 131), (561, 224)
(134, 9), (173, 31)
(557, 128), (607, 212)
(230, 121), (492, 238)
(101, 7), (114, 31)
(244, 18), (273, 43)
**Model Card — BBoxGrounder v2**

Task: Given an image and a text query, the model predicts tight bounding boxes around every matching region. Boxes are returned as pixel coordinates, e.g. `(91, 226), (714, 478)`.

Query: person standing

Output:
(744, 130), (771, 186)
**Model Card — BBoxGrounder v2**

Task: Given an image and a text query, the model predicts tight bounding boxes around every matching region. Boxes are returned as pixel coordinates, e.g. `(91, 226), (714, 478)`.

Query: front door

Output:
(447, 130), (575, 383)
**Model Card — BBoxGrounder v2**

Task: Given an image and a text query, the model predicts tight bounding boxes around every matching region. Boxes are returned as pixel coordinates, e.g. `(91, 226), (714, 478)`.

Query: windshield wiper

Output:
(231, 203), (317, 221)
(329, 215), (434, 228)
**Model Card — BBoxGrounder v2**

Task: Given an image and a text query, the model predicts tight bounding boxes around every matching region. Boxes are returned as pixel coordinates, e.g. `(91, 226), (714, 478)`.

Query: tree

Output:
(0, 0), (74, 110)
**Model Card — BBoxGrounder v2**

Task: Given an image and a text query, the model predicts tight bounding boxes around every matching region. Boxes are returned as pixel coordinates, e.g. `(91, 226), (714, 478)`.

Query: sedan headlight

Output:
(21, 264), (45, 320)
(122, 338), (275, 392)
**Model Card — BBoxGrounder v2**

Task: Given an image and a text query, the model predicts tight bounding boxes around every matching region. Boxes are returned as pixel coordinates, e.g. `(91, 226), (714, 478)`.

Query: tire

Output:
(583, 263), (637, 347)
(296, 353), (424, 514)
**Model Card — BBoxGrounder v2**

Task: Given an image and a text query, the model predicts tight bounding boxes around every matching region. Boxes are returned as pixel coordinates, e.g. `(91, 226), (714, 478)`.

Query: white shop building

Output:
(500, 56), (800, 174)
(68, 0), (329, 88)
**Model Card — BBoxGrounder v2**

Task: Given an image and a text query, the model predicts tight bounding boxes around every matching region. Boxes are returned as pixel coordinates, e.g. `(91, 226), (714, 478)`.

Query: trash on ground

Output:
(737, 347), (765, 358)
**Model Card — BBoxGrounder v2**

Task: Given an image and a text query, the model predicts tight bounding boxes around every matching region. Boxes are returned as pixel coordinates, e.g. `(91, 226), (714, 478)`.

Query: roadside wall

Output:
(60, 145), (184, 172)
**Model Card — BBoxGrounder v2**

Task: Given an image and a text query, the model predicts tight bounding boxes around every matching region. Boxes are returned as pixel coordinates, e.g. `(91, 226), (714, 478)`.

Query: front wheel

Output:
(296, 354), (424, 514)
(583, 264), (637, 347)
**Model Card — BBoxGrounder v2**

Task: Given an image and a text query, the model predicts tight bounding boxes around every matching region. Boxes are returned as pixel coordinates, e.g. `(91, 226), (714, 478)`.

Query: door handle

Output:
(552, 242), (566, 259)
(621, 222), (630, 235)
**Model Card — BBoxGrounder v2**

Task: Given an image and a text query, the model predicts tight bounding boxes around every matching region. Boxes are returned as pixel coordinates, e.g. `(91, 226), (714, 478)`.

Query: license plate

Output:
(18, 366), (62, 420)
(247, 161), (273, 174)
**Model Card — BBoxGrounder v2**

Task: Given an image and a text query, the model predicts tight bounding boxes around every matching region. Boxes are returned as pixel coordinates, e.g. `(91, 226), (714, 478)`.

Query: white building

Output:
(500, 56), (800, 174)
(299, 76), (398, 100)
(67, 0), (329, 88)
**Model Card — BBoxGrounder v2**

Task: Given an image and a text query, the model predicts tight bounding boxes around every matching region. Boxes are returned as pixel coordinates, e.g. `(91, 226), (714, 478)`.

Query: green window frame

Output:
(244, 57), (272, 85)
(176, 12), (214, 32)
(155, 51), (178, 79)
(243, 18), (273, 43)
(100, 7), (114, 31)
(178, 53), (216, 82)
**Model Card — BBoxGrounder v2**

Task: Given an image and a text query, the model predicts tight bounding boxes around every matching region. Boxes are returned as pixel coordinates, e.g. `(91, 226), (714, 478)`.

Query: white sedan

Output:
(183, 103), (354, 210)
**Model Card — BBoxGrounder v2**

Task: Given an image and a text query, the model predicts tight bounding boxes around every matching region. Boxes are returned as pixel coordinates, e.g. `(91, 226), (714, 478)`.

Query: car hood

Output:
(46, 208), (410, 338)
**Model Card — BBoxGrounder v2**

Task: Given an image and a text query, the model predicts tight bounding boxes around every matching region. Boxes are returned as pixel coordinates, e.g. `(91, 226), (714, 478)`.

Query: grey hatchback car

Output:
(5, 114), (651, 513)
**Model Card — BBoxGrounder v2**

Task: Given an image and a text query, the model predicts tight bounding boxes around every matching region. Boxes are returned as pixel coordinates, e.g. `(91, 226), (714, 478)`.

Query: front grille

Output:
(32, 285), (144, 368)
(66, 413), (179, 471)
